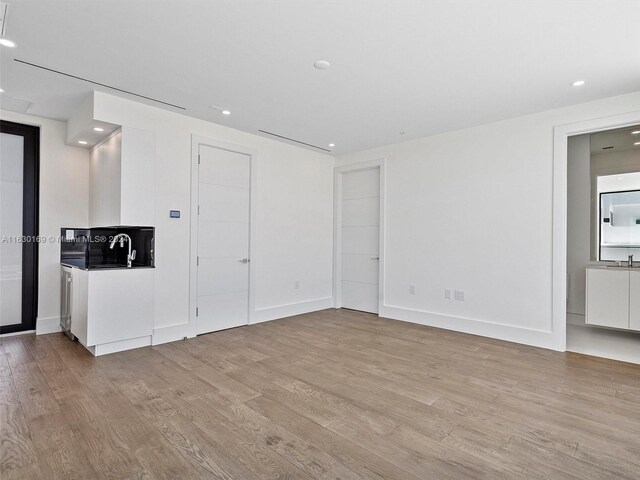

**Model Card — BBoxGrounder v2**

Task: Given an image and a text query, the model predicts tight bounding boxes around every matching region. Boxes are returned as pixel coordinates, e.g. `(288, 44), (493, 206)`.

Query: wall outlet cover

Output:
(454, 290), (465, 301)
(445, 289), (451, 299)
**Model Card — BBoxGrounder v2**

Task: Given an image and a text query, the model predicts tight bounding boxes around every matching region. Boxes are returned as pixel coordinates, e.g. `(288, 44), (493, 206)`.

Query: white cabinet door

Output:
(629, 271), (640, 331)
(341, 167), (380, 314)
(86, 269), (154, 346)
(196, 145), (251, 335)
(586, 268), (629, 329)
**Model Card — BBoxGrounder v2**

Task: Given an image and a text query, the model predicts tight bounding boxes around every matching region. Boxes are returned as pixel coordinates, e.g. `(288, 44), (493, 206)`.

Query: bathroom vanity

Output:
(585, 264), (640, 332)
(60, 226), (155, 356)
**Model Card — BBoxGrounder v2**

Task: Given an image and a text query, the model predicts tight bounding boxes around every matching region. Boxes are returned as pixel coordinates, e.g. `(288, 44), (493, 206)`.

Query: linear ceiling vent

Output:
(13, 59), (186, 110)
(258, 130), (331, 152)
(0, 2), (8, 36)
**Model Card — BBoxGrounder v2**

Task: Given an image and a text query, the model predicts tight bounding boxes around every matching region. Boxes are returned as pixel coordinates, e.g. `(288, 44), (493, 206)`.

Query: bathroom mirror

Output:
(599, 188), (640, 261)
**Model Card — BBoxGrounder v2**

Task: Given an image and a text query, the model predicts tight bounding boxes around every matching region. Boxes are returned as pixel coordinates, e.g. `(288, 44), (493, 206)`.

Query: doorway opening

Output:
(190, 137), (256, 336)
(565, 122), (640, 363)
(334, 159), (385, 314)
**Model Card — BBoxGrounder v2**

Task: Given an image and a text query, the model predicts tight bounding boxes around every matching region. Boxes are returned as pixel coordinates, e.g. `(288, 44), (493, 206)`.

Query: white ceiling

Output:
(591, 125), (640, 155)
(1, 0), (640, 155)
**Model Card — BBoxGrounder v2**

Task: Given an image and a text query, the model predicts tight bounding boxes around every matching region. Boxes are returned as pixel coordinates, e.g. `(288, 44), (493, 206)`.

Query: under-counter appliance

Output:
(60, 267), (74, 339)
(60, 226), (155, 270)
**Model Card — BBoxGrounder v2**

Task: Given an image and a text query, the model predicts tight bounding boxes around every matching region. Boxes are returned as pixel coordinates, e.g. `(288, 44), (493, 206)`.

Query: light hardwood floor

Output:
(2, 308), (640, 479)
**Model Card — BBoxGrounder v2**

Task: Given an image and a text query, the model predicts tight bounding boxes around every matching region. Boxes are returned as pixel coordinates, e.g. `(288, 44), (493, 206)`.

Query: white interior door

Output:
(341, 167), (380, 313)
(197, 145), (251, 334)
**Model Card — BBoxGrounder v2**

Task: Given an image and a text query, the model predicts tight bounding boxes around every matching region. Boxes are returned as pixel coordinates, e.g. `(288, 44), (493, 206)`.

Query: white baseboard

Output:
(149, 298), (332, 346)
(36, 316), (62, 335)
(83, 335), (152, 357)
(0, 330), (35, 338)
(251, 297), (333, 324)
(379, 304), (558, 351)
(152, 322), (196, 346)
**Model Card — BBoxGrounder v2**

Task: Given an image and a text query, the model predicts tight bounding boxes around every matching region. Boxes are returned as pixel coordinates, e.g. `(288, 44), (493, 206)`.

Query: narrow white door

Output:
(341, 167), (380, 313)
(197, 145), (251, 334)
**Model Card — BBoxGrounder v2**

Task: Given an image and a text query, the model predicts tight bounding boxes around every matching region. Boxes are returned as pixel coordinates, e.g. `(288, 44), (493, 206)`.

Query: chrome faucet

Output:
(109, 233), (136, 268)
(629, 255), (634, 268)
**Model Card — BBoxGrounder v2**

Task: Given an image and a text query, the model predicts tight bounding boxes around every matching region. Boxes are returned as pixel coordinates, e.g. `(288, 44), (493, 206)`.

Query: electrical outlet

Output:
(409, 284), (416, 295)
(445, 289), (451, 299)
(294, 280), (300, 290)
(454, 290), (465, 301)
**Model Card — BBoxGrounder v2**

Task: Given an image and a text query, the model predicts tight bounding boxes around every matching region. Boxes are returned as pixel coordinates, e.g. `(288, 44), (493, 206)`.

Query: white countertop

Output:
(586, 262), (640, 271)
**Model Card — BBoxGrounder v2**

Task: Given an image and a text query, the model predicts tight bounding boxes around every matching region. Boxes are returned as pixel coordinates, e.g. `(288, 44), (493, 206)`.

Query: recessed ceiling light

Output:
(328, 143), (335, 148)
(314, 60), (331, 70)
(0, 37), (16, 48)
(571, 80), (586, 87)
(0, 88), (4, 93)
(632, 130), (640, 135)
(221, 110), (231, 115)
(78, 140), (88, 145)
(635, 141), (640, 146)
(93, 127), (104, 132)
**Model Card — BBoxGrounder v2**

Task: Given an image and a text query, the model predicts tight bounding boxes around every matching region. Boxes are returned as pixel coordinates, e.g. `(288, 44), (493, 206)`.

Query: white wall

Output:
(336, 90), (640, 350)
(566, 134), (590, 319)
(89, 131), (121, 227)
(91, 92), (334, 342)
(0, 109), (90, 334)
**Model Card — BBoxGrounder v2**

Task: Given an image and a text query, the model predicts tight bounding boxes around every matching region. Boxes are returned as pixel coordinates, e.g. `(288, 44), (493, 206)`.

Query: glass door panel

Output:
(0, 132), (24, 329)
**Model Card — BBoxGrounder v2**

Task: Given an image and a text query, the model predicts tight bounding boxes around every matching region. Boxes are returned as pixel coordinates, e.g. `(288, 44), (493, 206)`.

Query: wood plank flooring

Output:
(2, 308), (640, 479)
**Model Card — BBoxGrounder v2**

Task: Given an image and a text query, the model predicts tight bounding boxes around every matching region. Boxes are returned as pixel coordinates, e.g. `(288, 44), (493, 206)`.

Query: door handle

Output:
(239, 258), (250, 264)
(371, 257), (380, 260)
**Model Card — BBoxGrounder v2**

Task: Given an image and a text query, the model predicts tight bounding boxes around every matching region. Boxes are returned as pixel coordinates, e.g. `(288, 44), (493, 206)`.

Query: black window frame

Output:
(1, 120), (40, 334)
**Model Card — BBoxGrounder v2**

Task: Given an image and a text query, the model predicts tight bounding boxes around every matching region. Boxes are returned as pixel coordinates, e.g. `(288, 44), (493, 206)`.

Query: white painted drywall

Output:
(119, 126), (156, 226)
(89, 127), (156, 227)
(91, 92), (333, 341)
(336, 90), (640, 350)
(566, 134), (591, 319)
(89, 131), (121, 227)
(0, 109), (90, 334)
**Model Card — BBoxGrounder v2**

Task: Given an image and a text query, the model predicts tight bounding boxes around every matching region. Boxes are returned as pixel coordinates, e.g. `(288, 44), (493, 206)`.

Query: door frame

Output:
(553, 110), (640, 351)
(0, 121), (40, 335)
(189, 135), (257, 337)
(333, 158), (386, 313)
